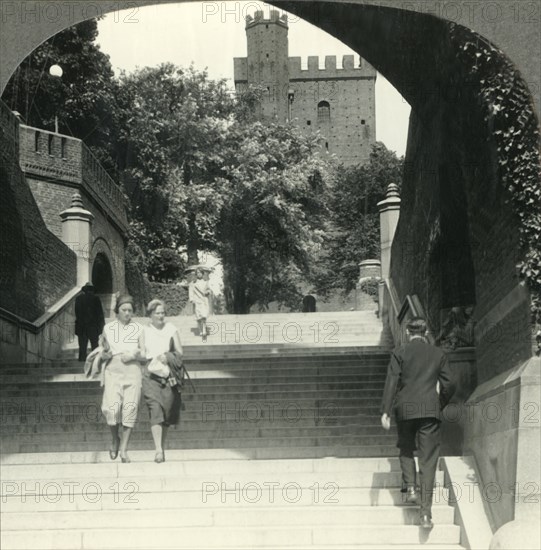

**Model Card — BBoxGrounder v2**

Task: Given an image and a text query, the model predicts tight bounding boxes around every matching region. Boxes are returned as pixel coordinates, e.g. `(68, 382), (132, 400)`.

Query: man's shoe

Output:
(405, 487), (419, 504)
(419, 514), (434, 529)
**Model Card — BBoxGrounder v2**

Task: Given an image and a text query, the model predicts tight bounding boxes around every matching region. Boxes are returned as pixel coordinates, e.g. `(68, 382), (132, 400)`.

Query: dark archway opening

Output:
(91, 252), (113, 294)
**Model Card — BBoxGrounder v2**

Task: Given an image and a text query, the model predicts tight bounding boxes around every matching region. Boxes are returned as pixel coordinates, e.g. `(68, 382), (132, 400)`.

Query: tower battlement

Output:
(289, 55), (377, 80)
(245, 9), (288, 29)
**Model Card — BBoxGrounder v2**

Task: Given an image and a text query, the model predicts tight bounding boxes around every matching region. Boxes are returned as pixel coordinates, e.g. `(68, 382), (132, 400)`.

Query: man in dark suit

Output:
(380, 316), (456, 529)
(75, 282), (105, 361)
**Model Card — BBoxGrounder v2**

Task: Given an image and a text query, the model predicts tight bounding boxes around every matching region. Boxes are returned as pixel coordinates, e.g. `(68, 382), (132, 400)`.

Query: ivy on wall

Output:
(451, 24), (541, 325)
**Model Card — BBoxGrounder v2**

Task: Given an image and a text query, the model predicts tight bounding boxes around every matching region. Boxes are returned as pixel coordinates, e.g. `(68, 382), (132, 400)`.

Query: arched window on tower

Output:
(317, 101), (331, 123)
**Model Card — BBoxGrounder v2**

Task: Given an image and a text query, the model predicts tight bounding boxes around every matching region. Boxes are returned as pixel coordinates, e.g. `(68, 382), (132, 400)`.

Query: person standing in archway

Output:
(380, 317), (456, 529)
(75, 282), (105, 361)
(188, 268), (211, 342)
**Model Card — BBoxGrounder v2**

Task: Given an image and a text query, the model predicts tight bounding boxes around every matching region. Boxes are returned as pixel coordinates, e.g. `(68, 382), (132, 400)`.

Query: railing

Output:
(81, 146), (128, 230)
(380, 278), (436, 347)
(0, 288), (79, 364)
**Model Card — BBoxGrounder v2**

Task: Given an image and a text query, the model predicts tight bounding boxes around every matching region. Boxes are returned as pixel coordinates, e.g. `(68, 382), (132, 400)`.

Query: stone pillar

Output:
(377, 183), (401, 280)
(60, 193), (94, 286)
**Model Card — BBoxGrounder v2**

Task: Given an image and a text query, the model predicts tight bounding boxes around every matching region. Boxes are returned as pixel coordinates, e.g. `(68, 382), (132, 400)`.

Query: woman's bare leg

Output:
(151, 424), (163, 452)
(109, 425), (120, 451)
(119, 426), (132, 460)
(161, 426), (169, 450)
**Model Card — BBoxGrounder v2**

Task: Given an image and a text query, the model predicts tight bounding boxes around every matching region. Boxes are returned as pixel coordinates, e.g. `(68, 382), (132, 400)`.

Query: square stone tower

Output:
(234, 10), (377, 165)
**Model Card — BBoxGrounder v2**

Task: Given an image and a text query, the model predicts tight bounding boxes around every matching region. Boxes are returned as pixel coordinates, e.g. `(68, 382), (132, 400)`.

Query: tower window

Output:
(48, 134), (54, 155)
(266, 24), (268, 29)
(34, 131), (40, 152)
(307, 120), (311, 126)
(325, 141), (329, 151)
(317, 101), (331, 123)
(361, 119), (366, 124)
(266, 53), (269, 58)
(61, 137), (67, 159)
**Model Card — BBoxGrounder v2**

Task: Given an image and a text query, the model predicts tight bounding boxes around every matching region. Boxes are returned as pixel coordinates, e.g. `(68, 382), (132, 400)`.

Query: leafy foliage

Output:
(312, 143), (404, 295)
(216, 118), (334, 313)
(452, 25), (541, 324)
(117, 64), (235, 272)
(1, 19), (120, 175)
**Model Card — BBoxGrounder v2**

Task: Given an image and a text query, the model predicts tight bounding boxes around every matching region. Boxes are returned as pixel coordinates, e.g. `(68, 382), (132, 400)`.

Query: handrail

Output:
(0, 287), (79, 333)
(381, 278), (436, 345)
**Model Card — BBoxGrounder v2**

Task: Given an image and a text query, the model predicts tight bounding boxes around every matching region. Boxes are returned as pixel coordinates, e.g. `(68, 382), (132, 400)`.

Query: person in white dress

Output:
(100, 295), (145, 463)
(142, 299), (183, 463)
(188, 268), (211, 342)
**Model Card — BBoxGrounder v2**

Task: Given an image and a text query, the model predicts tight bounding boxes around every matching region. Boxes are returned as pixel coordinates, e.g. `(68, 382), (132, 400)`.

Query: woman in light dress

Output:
(100, 295), (145, 463)
(188, 268), (211, 342)
(141, 299), (183, 463)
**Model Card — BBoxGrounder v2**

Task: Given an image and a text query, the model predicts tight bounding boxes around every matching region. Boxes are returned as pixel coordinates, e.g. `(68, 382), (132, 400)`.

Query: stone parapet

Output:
(18, 124), (128, 235)
(289, 55), (377, 80)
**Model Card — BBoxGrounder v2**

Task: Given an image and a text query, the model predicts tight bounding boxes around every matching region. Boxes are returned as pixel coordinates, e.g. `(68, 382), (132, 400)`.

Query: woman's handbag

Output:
(147, 356), (171, 379)
(166, 337), (196, 393)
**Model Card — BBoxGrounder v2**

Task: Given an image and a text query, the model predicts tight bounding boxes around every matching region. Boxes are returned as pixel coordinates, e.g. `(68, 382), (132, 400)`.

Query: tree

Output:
(313, 142), (404, 294)
(215, 118), (334, 313)
(116, 64), (235, 275)
(1, 19), (120, 175)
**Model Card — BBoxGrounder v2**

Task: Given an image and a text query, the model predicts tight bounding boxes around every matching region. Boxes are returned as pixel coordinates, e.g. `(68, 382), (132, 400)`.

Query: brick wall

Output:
(18, 124), (128, 296)
(390, 64), (531, 385)
(0, 101), (76, 320)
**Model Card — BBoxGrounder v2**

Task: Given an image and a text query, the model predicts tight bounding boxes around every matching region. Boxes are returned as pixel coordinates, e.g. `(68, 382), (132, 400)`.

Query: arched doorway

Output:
(91, 252), (114, 317)
(91, 252), (113, 293)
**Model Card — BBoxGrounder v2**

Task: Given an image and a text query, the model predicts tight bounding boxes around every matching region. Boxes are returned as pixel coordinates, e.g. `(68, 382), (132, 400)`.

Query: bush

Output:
(359, 278), (379, 302)
(148, 282), (189, 315)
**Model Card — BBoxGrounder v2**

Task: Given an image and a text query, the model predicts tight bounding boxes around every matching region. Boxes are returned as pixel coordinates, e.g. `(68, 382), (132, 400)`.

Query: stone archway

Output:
(1, 2), (539, 535)
(90, 243), (116, 317)
(91, 252), (113, 294)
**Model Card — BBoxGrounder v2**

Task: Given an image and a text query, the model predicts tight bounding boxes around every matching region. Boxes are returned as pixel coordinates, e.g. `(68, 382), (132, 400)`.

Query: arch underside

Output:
(1, 0), (538, 377)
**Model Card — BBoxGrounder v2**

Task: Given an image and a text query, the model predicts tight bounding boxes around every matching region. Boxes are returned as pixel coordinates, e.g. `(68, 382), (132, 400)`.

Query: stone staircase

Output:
(0, 311), (465, 548)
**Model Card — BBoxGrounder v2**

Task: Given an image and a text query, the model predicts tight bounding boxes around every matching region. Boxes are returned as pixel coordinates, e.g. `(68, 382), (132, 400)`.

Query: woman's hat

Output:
(116, 294), (134, 308)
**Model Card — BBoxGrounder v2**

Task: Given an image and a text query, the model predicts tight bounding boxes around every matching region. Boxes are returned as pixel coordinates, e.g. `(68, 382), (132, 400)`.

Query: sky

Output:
(96, 1), (411, 156)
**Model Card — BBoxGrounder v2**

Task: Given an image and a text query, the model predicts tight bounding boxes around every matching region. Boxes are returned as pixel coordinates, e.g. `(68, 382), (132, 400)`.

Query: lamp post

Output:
(49, 64), (63, 133)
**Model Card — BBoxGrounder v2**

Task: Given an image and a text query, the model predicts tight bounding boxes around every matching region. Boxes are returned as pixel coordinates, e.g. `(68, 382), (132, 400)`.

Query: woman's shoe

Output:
(120, 452), (131, 463)
(154, 451), (165, 463)
(109, 438), (120, 460)
(202, 333), (207, 342)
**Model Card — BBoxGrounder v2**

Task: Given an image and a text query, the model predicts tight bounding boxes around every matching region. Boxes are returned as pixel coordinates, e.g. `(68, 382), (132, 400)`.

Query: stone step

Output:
(0, 413), (388, 432)
(1, 441), (399, 457)
(0, 453), (405, 468)
(59, 345), (392, 359)
(0, 506), (456, 533)
(0, 410), (384, 429)
(1, 424), (395, 443)
(0, 373), (388, 387)
(0, 524), (461, 549)
(0, 485), (452, 513)
(0, 360), (389, 376)
(0, 391), (384, 404)
(1, 430), (398, 449)
(0, 469), (444, 490)
(0, 399), (386, 419)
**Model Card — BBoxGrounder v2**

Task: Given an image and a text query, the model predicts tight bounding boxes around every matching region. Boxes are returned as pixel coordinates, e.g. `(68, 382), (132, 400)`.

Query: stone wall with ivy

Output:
(391, 22), (539, 385)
